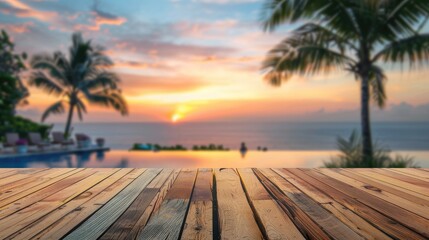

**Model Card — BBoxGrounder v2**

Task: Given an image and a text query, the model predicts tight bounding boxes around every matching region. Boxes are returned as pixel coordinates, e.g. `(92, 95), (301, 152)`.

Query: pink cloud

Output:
(74, 17), (126, 31)
(0, 22), (34, 33)
(1, 0), (57, 21)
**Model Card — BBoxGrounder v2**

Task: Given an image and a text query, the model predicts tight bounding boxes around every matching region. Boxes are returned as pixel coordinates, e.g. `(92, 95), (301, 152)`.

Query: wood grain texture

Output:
(0, 168), (78, 203)
(7, 168), (134, 240)
(137, 169), (197, 240)
(339, 169), (429, 208)
(215, 168), (263, 240)
(128, 169), (181, 239)
(0, 168), (97, 219)
(63, 168), (160, 240)
(273, 169), (390, 240)
(0, 169), (48, 187)
(181, 168), (213, 240)
(0, 168), (427, 240)
(387, 169), (429, 182)
(31, 169), (147, 240)
(355, 169), (429, 197)
(100, 169), (175, 240)
(0, 169), (118, 239)
(318, 168), (429, 219)
(286, 169), (427, 240)
(238, 168), (304, 240)
(257, 168), (362, 240)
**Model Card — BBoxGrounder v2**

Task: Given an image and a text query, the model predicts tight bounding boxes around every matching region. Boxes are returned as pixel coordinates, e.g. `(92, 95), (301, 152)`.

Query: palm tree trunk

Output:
(64, 102), (75, 138)
(360, 73), (373, 166)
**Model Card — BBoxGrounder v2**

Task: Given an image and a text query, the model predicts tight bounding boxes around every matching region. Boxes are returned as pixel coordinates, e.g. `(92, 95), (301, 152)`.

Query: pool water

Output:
(1, 150), (428, 168)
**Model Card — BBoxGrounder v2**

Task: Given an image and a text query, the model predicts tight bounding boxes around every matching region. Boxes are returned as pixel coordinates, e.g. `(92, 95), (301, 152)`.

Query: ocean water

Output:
(52, 122), (429, 151)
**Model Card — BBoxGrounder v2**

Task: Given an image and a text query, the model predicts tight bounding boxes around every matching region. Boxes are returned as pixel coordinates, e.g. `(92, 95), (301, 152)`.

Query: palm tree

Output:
(261, 0), (429, 166)
(29, 32), (128, 137)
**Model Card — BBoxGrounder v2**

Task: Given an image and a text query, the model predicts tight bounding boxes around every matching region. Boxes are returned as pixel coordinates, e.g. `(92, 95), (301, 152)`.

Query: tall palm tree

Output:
(261, 0), (429, 166)
(29, 32), (128, 137)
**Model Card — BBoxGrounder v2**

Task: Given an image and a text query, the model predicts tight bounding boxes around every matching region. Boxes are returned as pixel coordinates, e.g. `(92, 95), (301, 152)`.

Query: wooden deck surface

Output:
(0, 168), (428, 240)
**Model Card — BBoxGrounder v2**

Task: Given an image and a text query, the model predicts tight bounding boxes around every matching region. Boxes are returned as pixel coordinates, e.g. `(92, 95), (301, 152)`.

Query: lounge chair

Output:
(75, 133), (92, 148)
(4, 133), (19, 147)
(52, 132), (75, 147)
(28, 132), (52, 151)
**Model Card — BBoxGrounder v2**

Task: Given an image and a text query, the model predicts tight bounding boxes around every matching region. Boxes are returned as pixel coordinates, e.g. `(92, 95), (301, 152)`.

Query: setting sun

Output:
(171, 113), (182, 123)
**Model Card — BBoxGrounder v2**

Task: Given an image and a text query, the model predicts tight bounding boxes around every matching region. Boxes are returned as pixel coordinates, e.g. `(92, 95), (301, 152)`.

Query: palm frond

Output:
(30, 54), (67, 85)
(84, 90), (128, 115)
(375, 0), (429, 40)
(368, 65), (387, 108)
(28, 71), (64, 96)
(373, 33), (429, 68)
(261, 0), (364, 40)
(83, 70), (120, 91)
(91, 46), (114, 67)
(75, 99), (87, 121)
(41, 100), (65, 122)
(262, 34), (354, 86)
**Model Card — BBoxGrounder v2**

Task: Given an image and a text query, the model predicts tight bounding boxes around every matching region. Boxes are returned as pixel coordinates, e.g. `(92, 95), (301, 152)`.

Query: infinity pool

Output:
(1, 150), (428, 168)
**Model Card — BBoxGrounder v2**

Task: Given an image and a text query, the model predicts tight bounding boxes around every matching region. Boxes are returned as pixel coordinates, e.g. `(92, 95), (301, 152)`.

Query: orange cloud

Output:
(74, 16), (126, 31)
(1, 0), (57, 21)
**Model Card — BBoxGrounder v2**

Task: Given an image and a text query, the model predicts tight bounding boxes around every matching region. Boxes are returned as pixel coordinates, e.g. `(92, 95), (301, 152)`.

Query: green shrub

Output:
(324, 131), (419, 168)
(0, 115), (52, 141)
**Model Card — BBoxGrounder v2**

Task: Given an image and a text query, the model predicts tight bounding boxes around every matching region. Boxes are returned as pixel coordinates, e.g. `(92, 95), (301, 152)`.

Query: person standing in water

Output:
(240, 142), (248, 158)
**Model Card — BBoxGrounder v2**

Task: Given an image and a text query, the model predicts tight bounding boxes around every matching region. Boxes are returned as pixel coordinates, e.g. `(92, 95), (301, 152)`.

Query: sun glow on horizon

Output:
(171, 113), (182, 123)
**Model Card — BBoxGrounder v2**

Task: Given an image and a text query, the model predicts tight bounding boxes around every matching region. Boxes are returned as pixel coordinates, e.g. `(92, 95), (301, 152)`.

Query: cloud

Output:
(0, 22), (33, 33)
(118, 73), (210, 96)
(0, 0), (57, 21)
(114, 38), (235, 59)
(74, 1), (126, 31)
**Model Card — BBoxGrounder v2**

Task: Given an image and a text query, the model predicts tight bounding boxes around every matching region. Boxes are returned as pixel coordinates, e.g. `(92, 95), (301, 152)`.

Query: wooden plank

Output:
(388, 169), (429, 182)
(0, 169), (21, 179)
(340, 169), (429, 207)
(214, 168), (263, 240)
(307, 169), (429, 236)
(372, 169), (429, 187)
(273, 169), (390, 240)
(127, 169), (181, 239)
(181, 168), (214, 240)
(31, 169), (147, 240)
(0, 168), (96, 219)
(0, 168), (45, 178)
(355, 169), (429, 197)
(137, 169), (197, 240)
(254, 168), (329, 240)
(0, 169), (118, 239)
(63, 168), (161, 240)
(0, 168), (76, 202)
(286, 169), (427, 240)
(0, 169), (15, 174)
(257, 168), (362, 240)
(6, 168), (134, 240)
(318, 169), (429, 219)
(0, 169), (82, 208)
(0, 169), (48, 187)
(238, 168), (304, 240)
(100, 169), (176, 240)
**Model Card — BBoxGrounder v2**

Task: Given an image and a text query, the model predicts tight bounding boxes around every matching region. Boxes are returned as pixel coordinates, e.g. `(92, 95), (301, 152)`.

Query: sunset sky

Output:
(1, 0), (429, 123)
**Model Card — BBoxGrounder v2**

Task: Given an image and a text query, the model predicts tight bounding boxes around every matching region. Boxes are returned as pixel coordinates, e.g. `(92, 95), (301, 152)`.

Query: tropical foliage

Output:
(261, 0), (429, 165)
(0, 116), (52, 142)
(324, 131), (418, 168)
(0, 73), (22, 118)
(0, 29), (28, 112)
(29, 32), (128, 137)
